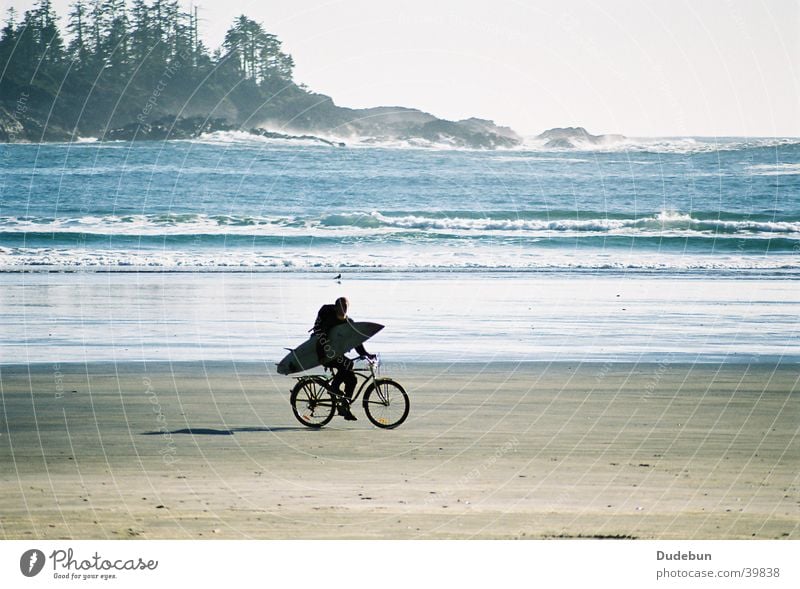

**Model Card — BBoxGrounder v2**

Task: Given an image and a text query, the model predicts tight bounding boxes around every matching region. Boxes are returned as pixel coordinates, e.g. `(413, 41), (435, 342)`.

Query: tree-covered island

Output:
(0, 0), (521, 147)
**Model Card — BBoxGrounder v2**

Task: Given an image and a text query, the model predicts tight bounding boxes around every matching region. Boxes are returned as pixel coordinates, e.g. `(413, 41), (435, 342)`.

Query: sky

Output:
(9, 0), (800, 137)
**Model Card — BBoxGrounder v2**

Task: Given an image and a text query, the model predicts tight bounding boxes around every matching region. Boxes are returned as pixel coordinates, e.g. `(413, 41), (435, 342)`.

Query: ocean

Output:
(1, 135), (798, 364)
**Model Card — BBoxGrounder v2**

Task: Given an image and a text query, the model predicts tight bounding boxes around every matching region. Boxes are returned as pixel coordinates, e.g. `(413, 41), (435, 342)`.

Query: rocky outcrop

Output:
(537, 127), (625, 148)
(7, 103), (520, 149)
(248, 127), (345, 147)
(0, 105), (75, 142)
(105, 108), (522, 148)
(408, 117), (520, 148)
(0, 106), (26, 142)
(104, 116), (344, 146)
(292, 105), (522, 148)
(105, 116), (232, 141)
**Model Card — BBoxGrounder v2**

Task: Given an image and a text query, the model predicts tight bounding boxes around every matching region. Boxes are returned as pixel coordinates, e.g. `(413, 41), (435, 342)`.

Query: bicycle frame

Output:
(292, 359), (378, 403)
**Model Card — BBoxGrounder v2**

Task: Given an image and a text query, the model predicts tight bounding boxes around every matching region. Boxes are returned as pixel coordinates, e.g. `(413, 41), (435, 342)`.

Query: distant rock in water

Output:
(415, 117), (520, 149)
(249, 128), (345, 147)
(537, 127), (625, 148)
(261, 105), (522, 149)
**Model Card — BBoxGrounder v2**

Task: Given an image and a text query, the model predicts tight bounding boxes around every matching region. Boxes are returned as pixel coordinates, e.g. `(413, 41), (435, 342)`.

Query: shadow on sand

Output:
(140, 426), (310, 436)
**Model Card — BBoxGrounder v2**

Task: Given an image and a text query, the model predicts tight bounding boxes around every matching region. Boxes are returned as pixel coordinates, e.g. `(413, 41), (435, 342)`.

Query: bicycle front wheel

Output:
(290, 378), (336, 428)
(363, 379), (409, 429)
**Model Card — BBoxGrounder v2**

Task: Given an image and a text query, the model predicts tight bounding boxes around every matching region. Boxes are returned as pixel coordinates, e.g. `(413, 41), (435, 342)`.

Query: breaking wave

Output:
(521, 136), (800, 154)
(2, 210), (799, 239)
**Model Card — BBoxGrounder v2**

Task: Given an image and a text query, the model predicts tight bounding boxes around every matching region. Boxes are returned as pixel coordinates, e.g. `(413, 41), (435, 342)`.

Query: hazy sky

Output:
(11, 0), (800, 136)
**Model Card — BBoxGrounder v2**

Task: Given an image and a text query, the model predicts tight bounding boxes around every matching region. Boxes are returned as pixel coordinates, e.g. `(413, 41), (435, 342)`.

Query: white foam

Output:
(489, 155), (592, 163)
(191, 130), (330, 147)
(2, 246), (797, 273)
(3, 211), (799, 238)
(0, 214), (304, 236)
(746, 163), (800, 176)
(328, 211), (800, 237)
(520, 136), (800, 154)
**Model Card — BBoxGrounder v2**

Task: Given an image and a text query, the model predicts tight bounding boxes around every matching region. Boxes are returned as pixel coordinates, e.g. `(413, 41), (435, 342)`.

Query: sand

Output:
(0, 361), (797, 539)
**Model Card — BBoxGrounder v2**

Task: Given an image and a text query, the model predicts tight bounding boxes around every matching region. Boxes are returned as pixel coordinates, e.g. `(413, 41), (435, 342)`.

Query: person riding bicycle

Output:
(313, 297), (375, 421)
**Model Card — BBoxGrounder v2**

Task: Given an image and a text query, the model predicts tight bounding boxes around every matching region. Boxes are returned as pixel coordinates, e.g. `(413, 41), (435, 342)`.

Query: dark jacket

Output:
(313, 304), (367, 364)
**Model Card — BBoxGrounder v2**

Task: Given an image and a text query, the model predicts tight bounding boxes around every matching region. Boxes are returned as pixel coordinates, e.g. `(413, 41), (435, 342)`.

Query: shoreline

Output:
(3, 272), (798, 365)
(1, 267), (799, 277)
(2, 361), (797, 540)
(2, 358), (799, 369)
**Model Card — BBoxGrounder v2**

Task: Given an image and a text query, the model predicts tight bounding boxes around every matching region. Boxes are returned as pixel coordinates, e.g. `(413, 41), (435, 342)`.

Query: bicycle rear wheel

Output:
(363, 379), (409, 429)
(290, 378), (336, 428)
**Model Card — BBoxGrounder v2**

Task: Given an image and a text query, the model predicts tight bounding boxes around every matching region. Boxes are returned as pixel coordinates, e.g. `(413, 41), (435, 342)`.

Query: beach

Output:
(1, 360), (796, 540)
(2, 4), (799, 585)
(1, 137), (798, 542)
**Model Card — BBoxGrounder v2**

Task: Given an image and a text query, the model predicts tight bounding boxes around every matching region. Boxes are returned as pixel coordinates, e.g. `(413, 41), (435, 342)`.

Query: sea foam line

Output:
(2, 246), (798, 272)
(746, 162), (800, 176)
(2, 210), (799, 237)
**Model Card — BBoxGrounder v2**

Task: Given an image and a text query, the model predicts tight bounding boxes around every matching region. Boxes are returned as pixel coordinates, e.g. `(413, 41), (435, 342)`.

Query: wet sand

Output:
(0, 361), (797, 539)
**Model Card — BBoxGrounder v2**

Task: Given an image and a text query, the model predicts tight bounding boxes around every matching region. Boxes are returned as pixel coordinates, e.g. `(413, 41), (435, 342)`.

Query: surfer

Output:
(313, 297), (375, 421)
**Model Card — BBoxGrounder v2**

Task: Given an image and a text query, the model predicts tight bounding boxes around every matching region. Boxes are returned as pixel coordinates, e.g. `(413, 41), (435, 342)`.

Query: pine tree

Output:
(0, 8), (20, 75)
(129, 0), (152, 68)
(148, 0), (170, 66)
(223, 15), (294, 84)
(33, 0), (66, 66)
(13, 11), (39, 76)
(100, 0), (129, 78)
(171, 5), (193, 64)
(87, 0), (104, 63)
(67, 1), (90, 65)
(2, 0), (309, 140)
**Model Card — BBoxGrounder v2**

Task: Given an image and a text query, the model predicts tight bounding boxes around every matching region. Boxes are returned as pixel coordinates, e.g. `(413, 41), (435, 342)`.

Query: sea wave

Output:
(520, 136), (800, 154)
(2, 210), (799, 238)
(1, 246), (797, 273)
(188, 132), (800, 153)
(5, 134), (799, 154)
(489, 155), (593, 163)
(746, 163), (800, 176)
(0, 213), (299, 235)
(320, 210), (800, 236)
(191, 130), (335, 147)
(3, 232), (796, 254)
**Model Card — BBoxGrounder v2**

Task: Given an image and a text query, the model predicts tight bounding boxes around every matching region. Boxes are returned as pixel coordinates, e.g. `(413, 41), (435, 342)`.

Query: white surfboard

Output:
(276, 321), (384, 375)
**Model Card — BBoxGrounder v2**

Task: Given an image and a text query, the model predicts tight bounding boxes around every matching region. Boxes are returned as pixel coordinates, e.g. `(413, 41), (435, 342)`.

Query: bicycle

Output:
(289, 356), (410, 429)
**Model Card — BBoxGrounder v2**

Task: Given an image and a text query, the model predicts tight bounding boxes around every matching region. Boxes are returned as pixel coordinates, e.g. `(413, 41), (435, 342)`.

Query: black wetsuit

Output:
(313, 304), (368, 400)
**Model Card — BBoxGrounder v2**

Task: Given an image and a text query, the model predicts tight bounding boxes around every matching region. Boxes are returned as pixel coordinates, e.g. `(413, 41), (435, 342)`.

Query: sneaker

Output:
(338, 402), (357, 421)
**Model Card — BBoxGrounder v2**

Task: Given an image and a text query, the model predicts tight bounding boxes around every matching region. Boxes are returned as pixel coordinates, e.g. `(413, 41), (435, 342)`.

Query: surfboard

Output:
(276, 321), (384, 375)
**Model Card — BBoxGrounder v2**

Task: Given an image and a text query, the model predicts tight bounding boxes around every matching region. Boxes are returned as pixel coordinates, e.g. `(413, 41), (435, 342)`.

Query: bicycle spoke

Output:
(291, 379), (336, 428)
(363, 380), (409, 429)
